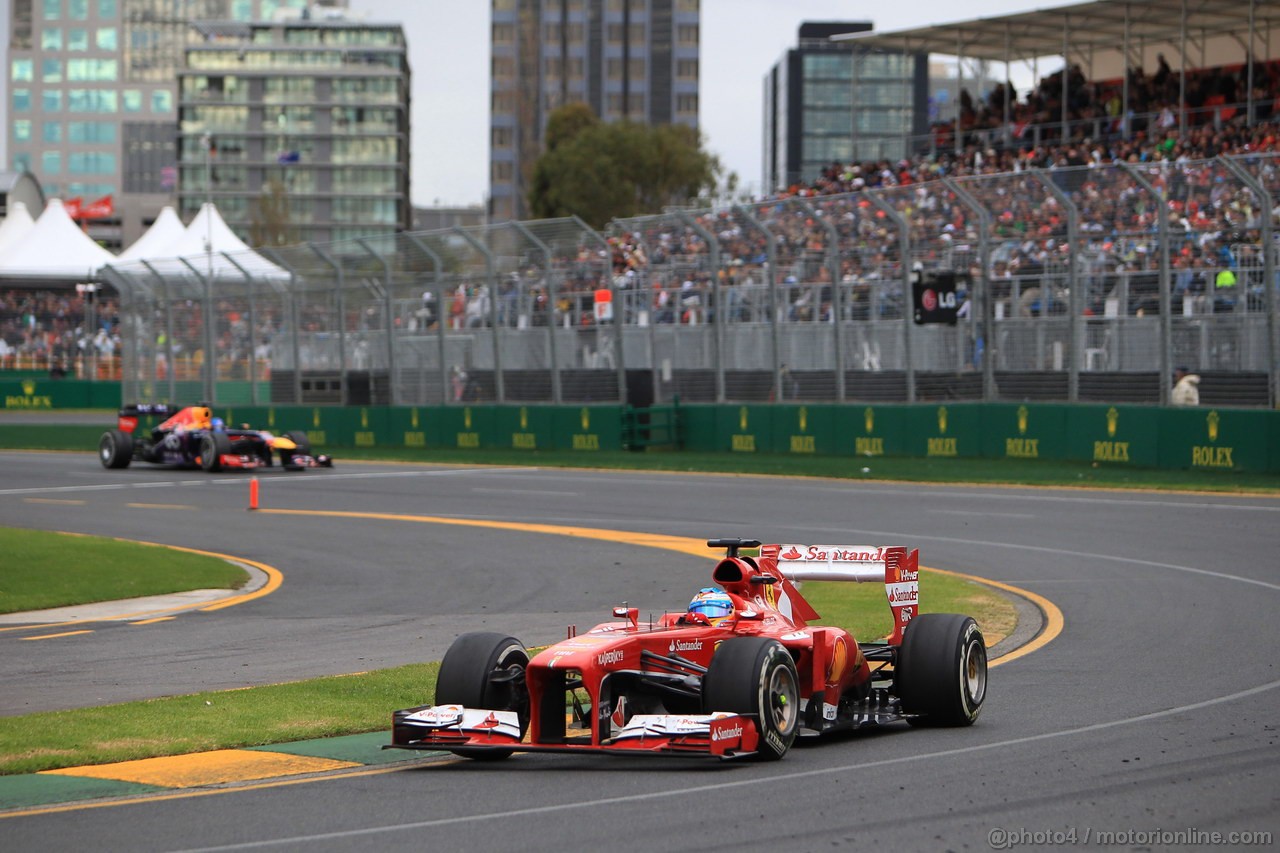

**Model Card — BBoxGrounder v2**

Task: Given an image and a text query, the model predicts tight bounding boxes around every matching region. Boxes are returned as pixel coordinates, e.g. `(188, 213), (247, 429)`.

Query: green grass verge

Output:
(332, 446), (1280, 494)
(0, 527), (248, 614)
(2, 423), (1278, 492)
(0, 572), (1012, 775)
(0, 664), (437, 776)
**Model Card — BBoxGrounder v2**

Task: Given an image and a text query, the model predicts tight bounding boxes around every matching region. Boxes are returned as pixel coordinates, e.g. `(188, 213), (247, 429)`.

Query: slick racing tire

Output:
(99, 429), (133, 469)
(702, 637), (800, 760)
(896, 613), (987, 727)
(199, 432), (231, 472)
(435, 632), (530, 760)
(283, 430), (311, 470)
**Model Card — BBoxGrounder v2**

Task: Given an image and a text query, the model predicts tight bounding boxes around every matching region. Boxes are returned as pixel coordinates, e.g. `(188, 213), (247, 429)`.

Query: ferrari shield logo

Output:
(581, 408), (590, 430)
(937, 406), (948, 434)
(412, 408), (420, 429)
(864, 407), (874, 434)
(464, 408), (472, 429)
(21, 379), (36, 396)
(361, 408), (369, 429)
(313, 408), (321, 428)
(798, 407), (807, 432)
(1106, 407), (1119, 438)
(739, 407), (748, 431)
(1207, 411), (1219, 443)
(1017, 405), (1028, 435)
(520, 407), (528, 429)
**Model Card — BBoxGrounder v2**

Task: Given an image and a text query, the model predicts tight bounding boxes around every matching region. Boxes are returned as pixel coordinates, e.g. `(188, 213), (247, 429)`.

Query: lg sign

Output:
(912, 271), (962, 325)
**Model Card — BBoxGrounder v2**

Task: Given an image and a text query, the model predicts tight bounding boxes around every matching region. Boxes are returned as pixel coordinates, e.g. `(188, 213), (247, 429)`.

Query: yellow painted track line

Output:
(19, 629), (94, 641)
(258, 508), (1056, 664)
(22, 498), (85, 505)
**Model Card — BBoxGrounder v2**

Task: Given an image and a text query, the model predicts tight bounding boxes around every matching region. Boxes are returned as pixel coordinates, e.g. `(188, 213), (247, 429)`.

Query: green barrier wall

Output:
(1, 379), (121, 410)
(4, 393), (1277, 474)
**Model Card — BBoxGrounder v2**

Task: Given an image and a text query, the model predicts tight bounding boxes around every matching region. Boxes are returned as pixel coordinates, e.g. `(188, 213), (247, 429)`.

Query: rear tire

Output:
(702, 637), (799, 760)
(435, 632), (530, 760)
(896, 614), (987, 727)
(200, 432), (230, 472)
(99, 430), (133, 469)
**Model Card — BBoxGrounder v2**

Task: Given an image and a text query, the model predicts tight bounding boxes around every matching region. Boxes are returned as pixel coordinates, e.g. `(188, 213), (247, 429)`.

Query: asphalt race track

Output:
(1, 451), (1278, 852)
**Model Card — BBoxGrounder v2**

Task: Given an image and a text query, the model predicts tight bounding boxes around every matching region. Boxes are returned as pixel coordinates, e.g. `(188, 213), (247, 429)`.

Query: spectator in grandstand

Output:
(1171, 366), (1200, 406)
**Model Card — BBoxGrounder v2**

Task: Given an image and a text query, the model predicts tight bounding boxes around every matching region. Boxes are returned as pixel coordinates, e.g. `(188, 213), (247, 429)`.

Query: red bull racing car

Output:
(98, 403), (333, 472)
(388, 538), (987, 762)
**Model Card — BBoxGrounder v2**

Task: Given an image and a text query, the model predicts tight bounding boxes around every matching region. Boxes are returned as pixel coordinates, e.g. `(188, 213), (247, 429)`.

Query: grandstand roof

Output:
(835, 0), (1279, 70)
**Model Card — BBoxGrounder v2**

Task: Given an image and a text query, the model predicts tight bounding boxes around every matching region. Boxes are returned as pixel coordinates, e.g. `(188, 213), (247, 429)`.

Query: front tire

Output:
(282, 430), (311, 469)
(200, 432), (231, 472)
(702, 637), (800, 760)
(435, 632), (530, 760)
(896, 614), (987, 726)
(99, 430), (133, 469)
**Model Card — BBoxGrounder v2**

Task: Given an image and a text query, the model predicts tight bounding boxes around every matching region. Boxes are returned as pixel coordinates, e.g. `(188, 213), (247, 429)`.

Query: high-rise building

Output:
(3, 0), (364, 250)
(489, 0), (701, 223)
(763, 22), (928, 194)
(177, 14), (411, 245)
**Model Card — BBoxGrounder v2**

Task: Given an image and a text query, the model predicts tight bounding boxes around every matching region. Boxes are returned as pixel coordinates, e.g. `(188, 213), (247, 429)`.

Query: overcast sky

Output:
(347, 0), (1061, 207)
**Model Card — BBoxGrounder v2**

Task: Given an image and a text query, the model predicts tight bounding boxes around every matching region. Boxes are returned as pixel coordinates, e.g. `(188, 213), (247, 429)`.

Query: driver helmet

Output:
(210, 417), (225, 432)
(688, 587), (734, 624)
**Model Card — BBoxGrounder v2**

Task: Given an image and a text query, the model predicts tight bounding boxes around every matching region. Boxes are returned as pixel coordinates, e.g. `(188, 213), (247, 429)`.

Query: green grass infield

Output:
(0, 527), (248, 614)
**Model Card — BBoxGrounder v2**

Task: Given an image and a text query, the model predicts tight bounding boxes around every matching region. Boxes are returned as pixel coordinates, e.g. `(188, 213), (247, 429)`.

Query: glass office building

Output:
(489, 0), (701, 223)
(177, 16), (411, 244)
(4, 0), (362, 249)
(763, 22), (928, 194)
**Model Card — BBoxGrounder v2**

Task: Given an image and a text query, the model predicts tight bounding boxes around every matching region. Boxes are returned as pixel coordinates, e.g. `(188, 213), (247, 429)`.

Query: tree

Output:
(529, 103), (721, 228)
(249, 179), (296, 248)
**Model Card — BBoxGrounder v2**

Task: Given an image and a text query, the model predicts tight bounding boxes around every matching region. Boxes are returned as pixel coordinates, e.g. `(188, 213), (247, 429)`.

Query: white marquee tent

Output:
(108, 203), (290, 283)
(0, 199), (115, 280)
(115, 205), (186, 264)
(0, 202), (36, 257)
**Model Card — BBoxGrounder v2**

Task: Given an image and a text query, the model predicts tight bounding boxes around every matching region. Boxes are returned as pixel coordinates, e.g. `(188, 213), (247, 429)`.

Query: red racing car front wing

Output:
(387, 704), (761, 760)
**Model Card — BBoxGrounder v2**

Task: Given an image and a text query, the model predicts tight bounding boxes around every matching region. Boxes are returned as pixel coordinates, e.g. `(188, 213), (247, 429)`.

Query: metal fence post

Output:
(404, 234), (449, 406)
(512, 221), (560, 404)
(1031, 170), (1081, 402)
(943, 177), (995, 401)
(1118, 163), (1173, 404)
(356, 239), (396, 405)
(800, 199), (845, 401)
(453, 227), (502, 403)
(733, 206), (779, 402)
(678, 211), (724, 403)
(1219, 155), (1277, 408)
(260, 248), (309, 407)
(179, 258), (216, 405)
(863, 192), (915, 403)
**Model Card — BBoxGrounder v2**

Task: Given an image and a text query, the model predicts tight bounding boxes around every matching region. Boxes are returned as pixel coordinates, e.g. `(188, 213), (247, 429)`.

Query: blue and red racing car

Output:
(99, 403), (333, 472)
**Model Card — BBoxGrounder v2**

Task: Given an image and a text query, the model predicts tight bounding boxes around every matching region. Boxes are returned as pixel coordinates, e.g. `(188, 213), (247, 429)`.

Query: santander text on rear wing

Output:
(762, 544), (920, 644)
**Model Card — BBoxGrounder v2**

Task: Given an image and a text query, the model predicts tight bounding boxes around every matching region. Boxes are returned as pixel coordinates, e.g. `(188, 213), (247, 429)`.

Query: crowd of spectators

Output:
(0, 289), (121, 376)
(3, 54), (1278, 383)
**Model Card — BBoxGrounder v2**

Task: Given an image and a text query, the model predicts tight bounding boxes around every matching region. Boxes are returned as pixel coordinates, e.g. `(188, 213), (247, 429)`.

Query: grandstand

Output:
(3, 0), (1278, 410)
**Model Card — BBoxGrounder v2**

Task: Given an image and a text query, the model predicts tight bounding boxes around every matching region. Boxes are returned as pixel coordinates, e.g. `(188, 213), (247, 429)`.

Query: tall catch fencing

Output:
(100, 155), (1279, 409)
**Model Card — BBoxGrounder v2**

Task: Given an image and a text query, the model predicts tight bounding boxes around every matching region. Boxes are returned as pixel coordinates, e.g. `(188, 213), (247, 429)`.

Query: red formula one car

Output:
(388, 538), (987, 762)
(98, 403), (333, 472)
